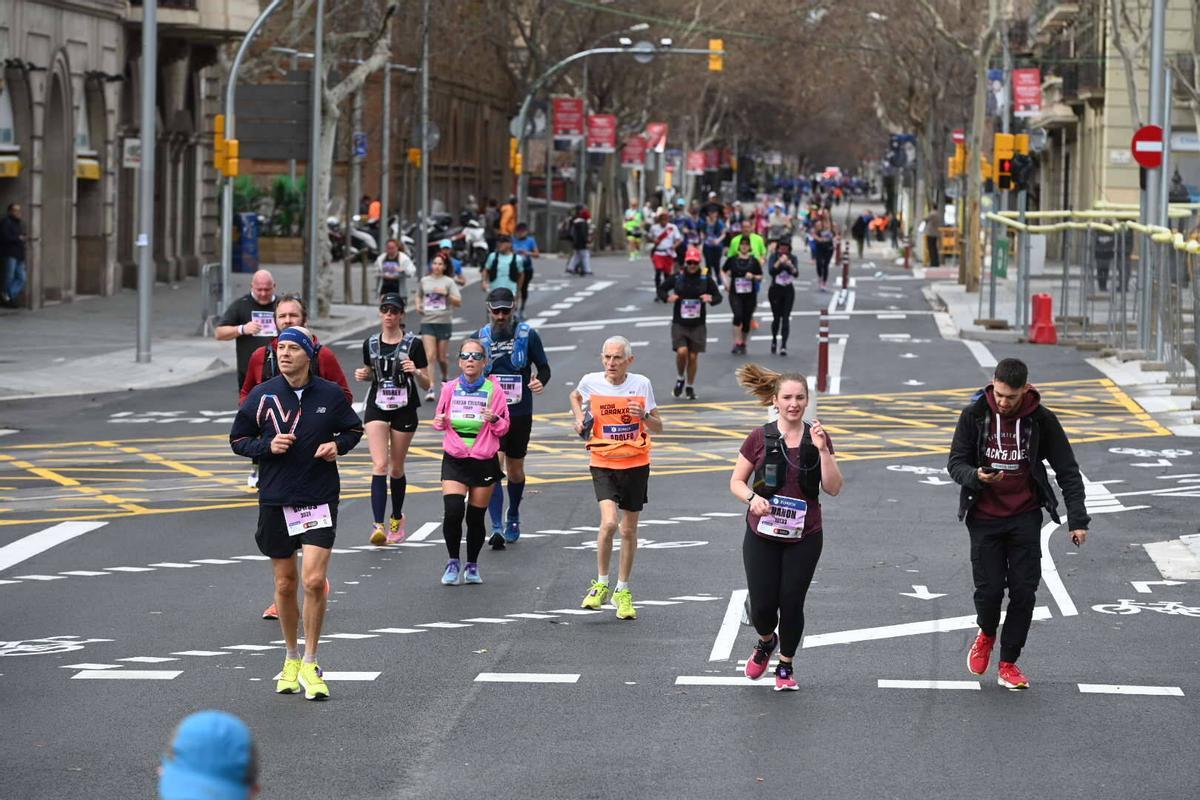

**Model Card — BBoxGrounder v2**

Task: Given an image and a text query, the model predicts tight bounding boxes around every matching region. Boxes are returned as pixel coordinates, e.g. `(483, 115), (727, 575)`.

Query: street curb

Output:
(922, 285), (1023, 344)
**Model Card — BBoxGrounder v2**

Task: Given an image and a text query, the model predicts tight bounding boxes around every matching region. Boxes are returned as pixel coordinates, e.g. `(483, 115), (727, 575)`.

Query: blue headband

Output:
(277, 327), (316, 361)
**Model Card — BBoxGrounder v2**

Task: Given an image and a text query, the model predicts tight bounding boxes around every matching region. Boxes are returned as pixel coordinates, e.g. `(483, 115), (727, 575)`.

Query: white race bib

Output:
(375, 380), (408, 411)
(424, 292), (447, 312)
(283, 503), (333, 536)
(735, 277), (754, 294)
(493, 374), (523, 405)
(252, 310), (277, 337)
(450, 389), (488, 422)
(755, 495), (808, 540)
(680, 299), (703, 319)
(775, 271), (794, 286)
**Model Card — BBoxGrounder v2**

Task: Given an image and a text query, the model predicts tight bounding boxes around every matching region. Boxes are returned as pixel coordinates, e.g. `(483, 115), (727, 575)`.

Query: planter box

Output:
(258, 237), (304, 264)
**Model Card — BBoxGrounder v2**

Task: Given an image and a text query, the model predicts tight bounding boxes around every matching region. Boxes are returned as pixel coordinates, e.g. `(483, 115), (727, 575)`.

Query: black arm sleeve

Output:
(707, 275), (723, 307)
(946, 408), (982, 490)
(656, 274), (675, 303)
(1042, 412), (1091, 530)
(529, 332), (551, 384)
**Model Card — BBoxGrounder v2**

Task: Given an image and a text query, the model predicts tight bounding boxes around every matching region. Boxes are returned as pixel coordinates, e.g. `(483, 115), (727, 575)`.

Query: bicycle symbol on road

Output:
(1091, 599), (1200, 617)
(0, 635), (112, 657)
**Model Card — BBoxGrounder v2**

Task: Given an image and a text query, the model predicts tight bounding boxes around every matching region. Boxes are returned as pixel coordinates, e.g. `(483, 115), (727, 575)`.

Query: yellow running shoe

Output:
(276, 657), (301, 694)
(299, 660), (329, 701)
(580, 579), (611, 610)
(369, 522), (386, 545)
(613, 587), (637, 620)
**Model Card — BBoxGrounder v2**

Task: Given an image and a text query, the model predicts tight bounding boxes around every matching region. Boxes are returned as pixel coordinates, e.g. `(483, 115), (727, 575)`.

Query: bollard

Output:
(1029, 292), (1058, 344)
(817, 309), (830, 392)
(903, 240), (912, 270)
(841, 245), (850, 290)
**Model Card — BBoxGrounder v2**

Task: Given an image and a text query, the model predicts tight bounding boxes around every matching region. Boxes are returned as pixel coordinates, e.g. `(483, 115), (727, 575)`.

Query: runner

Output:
(726, 218), (767, 261)
(730, 364), (843, 690)
(374, 238), (416, 300)
(511, 222), (540, 315)
(766, 237), (799, 356)
(416, 253), (462, 401)
(658, 245), (722, 400)
(215, 269), (277, 391)
(810, 211), (837, 292)
(623, 200), (644, 262)
(569, 337), (663, 620)
(700, 208), (726, 273)
(482, 234), (528, 304)
(947, 358), (1090, 690)
(475, 288), (552, 547)
(230, 326), (363, 700)
(722, 235), (763, 355)
(431, 338), (511, 585)
(564, 205), (593, 276)
(354, 293), (431, 545)
(648, 209), (683, 300)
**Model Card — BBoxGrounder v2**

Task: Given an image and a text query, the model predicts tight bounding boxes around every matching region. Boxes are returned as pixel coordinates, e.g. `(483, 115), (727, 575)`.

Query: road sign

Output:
(1131, 125), (1164, 169)
(992, 237), (1009, 279)
(951, 128), (965, 144)
(353, 132), (368, 159)
(631, 41), (656, 64)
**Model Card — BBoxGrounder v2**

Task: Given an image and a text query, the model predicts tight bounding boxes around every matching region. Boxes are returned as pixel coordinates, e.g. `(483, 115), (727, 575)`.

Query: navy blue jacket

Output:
(230, 375), (363, 506)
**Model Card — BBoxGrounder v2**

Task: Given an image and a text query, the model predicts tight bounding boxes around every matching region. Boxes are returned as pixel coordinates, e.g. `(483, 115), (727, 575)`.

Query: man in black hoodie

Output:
(947, 358), (1090, 691)
(230, 326), (363, 700)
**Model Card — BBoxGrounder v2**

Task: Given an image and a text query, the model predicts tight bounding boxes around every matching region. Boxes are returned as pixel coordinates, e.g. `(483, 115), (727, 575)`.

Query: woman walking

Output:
(431, 339), (511, 585)
(766, 238), (799, 356)
(810, 211), (837, 292)
(721, 235), (763, 355)
(354, 293), (431, 545)
(417, 253), (462, 400)
(729, 364), (843, 690)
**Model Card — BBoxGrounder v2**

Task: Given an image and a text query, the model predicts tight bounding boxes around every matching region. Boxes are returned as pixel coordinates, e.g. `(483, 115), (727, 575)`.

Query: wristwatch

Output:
(745, 490), (755, 504)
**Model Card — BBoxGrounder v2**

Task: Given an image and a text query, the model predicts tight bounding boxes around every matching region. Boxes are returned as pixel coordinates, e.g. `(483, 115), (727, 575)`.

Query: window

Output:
(75, 87), (94, 154)
(0, 83), (15, 147)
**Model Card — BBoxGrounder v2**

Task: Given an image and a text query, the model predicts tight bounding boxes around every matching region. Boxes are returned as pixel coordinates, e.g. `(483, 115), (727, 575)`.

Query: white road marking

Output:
(899, 585), (947, 600)
(877, 313), (907, 319)
(148, 562), (200, 569)
(171, 650), (226, 657)
(61, 663), (122, 670)
(1142, 540), (1200, 579)
(118, 656), (179, 663)
(406, 522), (440, 542)
(709, 589), (750, 661)
(58, 570), (112, 577)
(221, 645), (277, 651)
(825, 336), (847, 394)
(233, 555), (271, 561)
(0, 521), (108, 573)
(845, 290), (856, 312)
(671, 516), (711, 522)
(1039, 523), (1078, 617)
(703, 512), (741, 517)
(672, 595), (722, 602)
(961, 339), (997, 368)
(321, 671), (381, 681)
(569, 324), (605, 331)
(635, 600), (682, 606)
(674, 676), (768, 687)
(72, 670), (182, 680)
(629, 340), (649, 347)
(12, 574), (67, 581)
(1131, 579), (1185, 593)
(542, 345), (578, 352)
(506, 612), (558, 620)
(538, 309), (561, 317)
(418, 622), (473, 629)
(475, 672), (580, 684)
(461, 617), (512, 624)
(547, 608), (602, 615)
(803, 606), (1052, 648)
(192, 558), (240, 565)
(322, 633), (379, 639)
(369, 628), (427, 634)
(635, 320), (669, 327)
(1077, 684), (1184, 696)
(105, 566), (156, 572)
(878, 679), (980, 690)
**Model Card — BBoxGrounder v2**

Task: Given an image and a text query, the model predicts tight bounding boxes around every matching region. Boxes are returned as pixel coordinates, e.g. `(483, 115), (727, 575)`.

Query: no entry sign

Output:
(1131, 125), (1164, 169)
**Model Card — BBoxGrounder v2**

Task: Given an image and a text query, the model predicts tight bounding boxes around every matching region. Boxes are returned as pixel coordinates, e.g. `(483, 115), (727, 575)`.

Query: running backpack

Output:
(261, 342), (323, 382)
(368, 332), (416, 386)
(752, 421), (820, 500)
(477, 322), (532, 372)
(485, 252), (523, 284)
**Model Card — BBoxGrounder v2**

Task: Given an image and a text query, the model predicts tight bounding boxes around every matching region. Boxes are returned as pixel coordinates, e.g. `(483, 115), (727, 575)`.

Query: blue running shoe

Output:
(441, 559), (461, 585)
(463, 562), (482, 584)
(503, 516), (521, 543)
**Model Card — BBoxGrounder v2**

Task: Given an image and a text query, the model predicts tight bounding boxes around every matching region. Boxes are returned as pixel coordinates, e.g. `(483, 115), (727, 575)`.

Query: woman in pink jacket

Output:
(432, 338), (511, 585)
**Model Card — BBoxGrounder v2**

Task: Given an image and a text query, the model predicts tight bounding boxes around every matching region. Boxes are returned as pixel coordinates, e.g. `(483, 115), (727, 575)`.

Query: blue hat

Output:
(159, 711), (255, 800)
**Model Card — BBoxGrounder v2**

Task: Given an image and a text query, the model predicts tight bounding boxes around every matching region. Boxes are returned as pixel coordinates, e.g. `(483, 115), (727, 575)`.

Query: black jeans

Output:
(742, 528), (823, 658)
(967, 509), (1042, 663)
(768, 284), (795, 346)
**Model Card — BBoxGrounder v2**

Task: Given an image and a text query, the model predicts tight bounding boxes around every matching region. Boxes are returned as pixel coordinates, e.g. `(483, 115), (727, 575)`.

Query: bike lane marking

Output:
(0, 521), (108, 572)
(1040, 522), (1079, 617)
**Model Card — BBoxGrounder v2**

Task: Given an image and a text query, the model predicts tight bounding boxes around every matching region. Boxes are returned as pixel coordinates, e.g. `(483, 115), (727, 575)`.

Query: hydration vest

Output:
(486, 252), (523, 283)
(368, 332), (417, 399)
(752, 421), (820, 500)
(477, 322), (532, 372)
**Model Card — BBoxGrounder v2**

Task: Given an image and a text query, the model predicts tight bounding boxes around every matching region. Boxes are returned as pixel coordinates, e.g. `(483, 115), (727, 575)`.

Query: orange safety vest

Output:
(585, 394), (652, 469)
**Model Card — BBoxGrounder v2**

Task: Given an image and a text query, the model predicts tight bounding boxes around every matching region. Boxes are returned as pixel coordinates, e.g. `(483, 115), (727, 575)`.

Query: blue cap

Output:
(159, 711), (254, 800)
(438, 238), (453, 249)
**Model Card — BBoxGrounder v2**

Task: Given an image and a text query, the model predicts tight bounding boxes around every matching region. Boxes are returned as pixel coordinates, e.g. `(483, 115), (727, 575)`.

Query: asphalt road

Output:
(2, 251), (1198, 799)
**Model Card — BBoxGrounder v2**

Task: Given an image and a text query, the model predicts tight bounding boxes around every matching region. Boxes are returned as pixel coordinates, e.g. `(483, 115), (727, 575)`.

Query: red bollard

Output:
(817, 309), (829, 393)
(903, 240), (912, 270)
(1028, 293), (1058, 344)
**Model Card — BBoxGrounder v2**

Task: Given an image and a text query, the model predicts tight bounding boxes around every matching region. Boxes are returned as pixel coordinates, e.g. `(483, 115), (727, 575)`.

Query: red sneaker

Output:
(262, 602), (278, 620)
(997, 661), (1030, 690)
(967, 630), (995, 675)
(744, 633), (777, 680)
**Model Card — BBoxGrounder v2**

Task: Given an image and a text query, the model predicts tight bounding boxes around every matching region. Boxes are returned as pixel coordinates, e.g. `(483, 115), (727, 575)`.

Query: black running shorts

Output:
(255, 503), (337, 559)
(499, 413), (534, 459)
(589, 465), (650, 512)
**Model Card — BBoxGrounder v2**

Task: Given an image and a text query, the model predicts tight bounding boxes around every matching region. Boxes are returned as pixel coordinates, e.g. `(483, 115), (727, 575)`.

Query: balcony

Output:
(1035, 2), (1081, 44)
(125, 0), (257, 37)
(1058, 60), (1104, 105)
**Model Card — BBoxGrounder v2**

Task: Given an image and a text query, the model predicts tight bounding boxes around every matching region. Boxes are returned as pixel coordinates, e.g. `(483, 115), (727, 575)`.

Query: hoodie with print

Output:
(972, 384), (1042, 519)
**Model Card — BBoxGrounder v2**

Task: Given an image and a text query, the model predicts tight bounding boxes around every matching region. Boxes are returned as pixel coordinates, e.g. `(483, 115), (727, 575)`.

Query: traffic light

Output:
(993, 132), (1015, 191)
(947, 142), (965, 178)
(513, 152), (523, 175)
(708, 39), (724, 72)
(509, 136), (519, 169)
(214, 114), (226, 175)
(224, 138), (239, 177)
(407, 147), (421, 167)
(1014, 133), (1030, 156)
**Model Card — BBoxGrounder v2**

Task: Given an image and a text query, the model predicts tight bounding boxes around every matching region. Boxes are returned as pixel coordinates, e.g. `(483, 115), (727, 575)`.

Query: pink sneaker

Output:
(774, 661), (798, 691)
(744, 633), (777, 680)
(386, 514), (407, 544)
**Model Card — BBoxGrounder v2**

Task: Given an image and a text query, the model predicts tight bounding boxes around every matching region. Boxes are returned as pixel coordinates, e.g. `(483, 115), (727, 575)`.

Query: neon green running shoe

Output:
(276, 657), (301, 694)
(580, 580), (611, 610)
(299, 660), (330, 701)
(369, 523), (386, 545)
(613, 587), (637, 620)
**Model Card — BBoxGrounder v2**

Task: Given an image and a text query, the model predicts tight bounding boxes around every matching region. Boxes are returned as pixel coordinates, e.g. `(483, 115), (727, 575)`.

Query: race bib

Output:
(601, 422), (641, 441)
(283, 503), (333, 537)
(424, 292), (447, 312)
(680, 299), (703, 319)
(252, 311), (277, 337)
(493, 374), (523, 405)
(376, 380), (408, 411)
(756, 495), (808, 540)
(775, 271), (794, 286)
(450, 388), (488, 422)
(735, 277), (754, 294)
(381, 260), (402, 278)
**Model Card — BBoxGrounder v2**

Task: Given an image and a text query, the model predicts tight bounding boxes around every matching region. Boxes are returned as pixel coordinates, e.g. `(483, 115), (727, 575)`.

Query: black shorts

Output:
(363, 403), (419, 432)
(590, 464), (650, 512)
(499, 413), (534, 459)
(441, 453), (504, 488)
(255, 503), (338, 559)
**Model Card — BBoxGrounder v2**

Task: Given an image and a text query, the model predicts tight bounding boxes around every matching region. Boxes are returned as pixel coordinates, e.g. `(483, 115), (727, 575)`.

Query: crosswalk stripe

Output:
(171, 650), (226, 657)
(878, 679), (980, 690)
(72, 670), (182, 680)
(370, 628), (427, 634)
(475, 672), (579, 684)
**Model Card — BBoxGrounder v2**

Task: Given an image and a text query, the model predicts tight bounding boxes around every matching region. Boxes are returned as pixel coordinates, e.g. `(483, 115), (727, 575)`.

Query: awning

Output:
(0, 155), (20, 179)
(75, 157), (101, 181)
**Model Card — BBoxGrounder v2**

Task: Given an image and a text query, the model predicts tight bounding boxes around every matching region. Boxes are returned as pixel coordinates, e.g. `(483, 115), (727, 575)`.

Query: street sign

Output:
(992, 237), (1009, 279)
(951, 129), (965, 144)
(552, 97), (585, 141)
(631, 41), (656, 64)
(1012, 68), (1043, 117)
(122, 138), (141, 169)
(353, 132), (367, 159)
(1131, 125), (1164, 169)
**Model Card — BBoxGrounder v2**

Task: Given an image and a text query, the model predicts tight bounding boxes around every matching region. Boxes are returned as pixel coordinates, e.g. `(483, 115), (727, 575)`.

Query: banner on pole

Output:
(1012, 68), (1042, 118)
(620, 135), (647, 168)
(586, 114), (617, 153)
(552, 97), (585, 141)
(685, 151), (705, 175)
(645, 122), (668, 153)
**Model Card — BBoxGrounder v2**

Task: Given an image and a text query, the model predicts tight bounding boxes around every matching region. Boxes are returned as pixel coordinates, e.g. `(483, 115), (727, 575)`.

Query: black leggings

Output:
(814, 244), (834, 283)
(443, 494), (486, 562)
(729, 292), (757, 333)
(742, 528), (823, 658)
(768, 284), (795, 346)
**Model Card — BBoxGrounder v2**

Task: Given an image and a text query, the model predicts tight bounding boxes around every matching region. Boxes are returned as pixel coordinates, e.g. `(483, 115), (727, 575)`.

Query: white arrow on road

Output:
(899, 352), (918, 359)
(1131, 580), (1186, 594)
(902, 379), (925, 386)
(920, 477), (954, 486)
(900, 585), (947, 600)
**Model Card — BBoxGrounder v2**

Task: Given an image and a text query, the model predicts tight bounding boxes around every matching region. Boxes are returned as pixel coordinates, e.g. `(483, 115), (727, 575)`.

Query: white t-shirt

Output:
(576, 372), (658, 412)
(649, 223), (683, 255)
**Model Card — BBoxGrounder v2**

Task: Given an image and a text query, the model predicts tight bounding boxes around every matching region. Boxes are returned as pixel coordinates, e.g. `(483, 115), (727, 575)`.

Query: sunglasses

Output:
(379, 307), (401, 315)
(489, 307), (513, 315)
(458, 351), (487, 361)
(684, 260), (701, 265)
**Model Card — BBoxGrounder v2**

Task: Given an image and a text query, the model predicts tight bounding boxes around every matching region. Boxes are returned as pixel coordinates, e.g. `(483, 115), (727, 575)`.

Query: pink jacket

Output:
(432, 377), (511, 459)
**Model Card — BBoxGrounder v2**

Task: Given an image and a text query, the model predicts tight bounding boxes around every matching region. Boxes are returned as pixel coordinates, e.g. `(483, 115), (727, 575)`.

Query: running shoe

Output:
(298, 660), (329, 701)
(441, 559), (461, 585)
(580, 579), (611, 610)
(751, 319), (759, 330)
(425, 388), (436, 401)
(779, 347), (787, 357)
(613, 587), (637, 620)
(770, 341), (777, 354)
(967, 630), (995, 676)
(463, 562), (482, 584)
(997, 661), (1030, 690)
(489, 531), (507, 550)
(276, 657), (302, 694)
(730, 345), (740, 355)
(774, 661), (799, 692)
(503, 516), (521, 543)
(685, 386), (696, 400)
(262, 602), (278, 620)
(744, 633), (777, 680)
(673, 378), (685, 398)
(370, 522), (386, 545)
(386, 515), (407, 544)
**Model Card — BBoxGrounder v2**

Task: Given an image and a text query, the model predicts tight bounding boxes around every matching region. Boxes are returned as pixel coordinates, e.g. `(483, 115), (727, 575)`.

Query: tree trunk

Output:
(963, 46), (991, 292)
(317, 110), (340, 317)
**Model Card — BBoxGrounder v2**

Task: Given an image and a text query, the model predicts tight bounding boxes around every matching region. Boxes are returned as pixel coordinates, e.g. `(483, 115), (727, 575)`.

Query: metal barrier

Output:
(200, 262), (223, 336)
